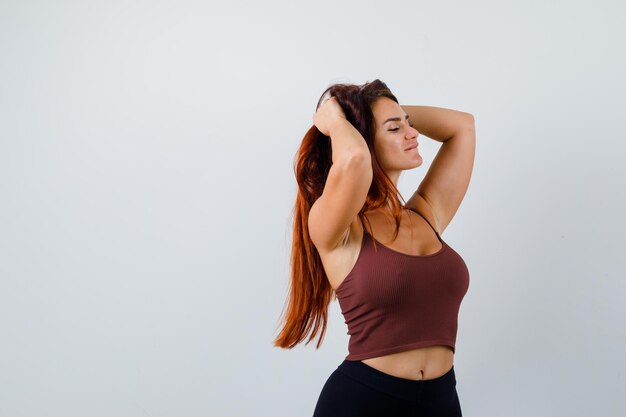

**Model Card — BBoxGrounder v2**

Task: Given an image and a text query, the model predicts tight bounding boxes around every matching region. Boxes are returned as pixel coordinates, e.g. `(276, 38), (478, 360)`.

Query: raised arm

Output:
(309, 99), (373, 253)
(401, 105), (476, 234)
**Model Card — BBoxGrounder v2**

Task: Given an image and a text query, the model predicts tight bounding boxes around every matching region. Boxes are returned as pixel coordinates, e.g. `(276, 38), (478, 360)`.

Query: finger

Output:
(319, 92), (333, 107)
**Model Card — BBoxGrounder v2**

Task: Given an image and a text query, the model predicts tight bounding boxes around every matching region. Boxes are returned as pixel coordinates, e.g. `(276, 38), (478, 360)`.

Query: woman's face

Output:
(371, 97), (422, 172)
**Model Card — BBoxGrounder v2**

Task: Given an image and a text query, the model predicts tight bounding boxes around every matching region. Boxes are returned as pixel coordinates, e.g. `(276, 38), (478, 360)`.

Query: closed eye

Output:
(389, 124), (413, 132)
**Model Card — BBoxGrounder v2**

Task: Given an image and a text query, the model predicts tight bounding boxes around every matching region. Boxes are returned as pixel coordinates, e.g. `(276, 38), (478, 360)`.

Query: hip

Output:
(312, 359), (462, 416)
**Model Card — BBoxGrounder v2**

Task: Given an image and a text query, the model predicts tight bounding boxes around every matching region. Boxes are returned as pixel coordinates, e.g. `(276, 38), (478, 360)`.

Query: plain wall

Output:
(1, 1), (625, 416)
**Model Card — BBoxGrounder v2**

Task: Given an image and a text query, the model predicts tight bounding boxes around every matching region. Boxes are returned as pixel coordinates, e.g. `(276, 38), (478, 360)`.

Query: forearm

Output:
(401, 105), (474, 143)
(328, 118), (371, 164)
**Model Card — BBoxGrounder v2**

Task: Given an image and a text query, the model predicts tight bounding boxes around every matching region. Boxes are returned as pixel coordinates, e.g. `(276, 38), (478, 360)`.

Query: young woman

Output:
(273, 79), (476, 416)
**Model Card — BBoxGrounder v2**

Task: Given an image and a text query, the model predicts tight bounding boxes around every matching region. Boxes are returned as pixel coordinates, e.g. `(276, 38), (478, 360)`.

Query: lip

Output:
(405, 143), (418, 150)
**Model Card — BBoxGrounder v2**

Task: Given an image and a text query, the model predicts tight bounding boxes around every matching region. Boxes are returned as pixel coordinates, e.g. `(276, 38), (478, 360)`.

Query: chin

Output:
(411, 159), (423, 169)
(399, 162), (422, 171)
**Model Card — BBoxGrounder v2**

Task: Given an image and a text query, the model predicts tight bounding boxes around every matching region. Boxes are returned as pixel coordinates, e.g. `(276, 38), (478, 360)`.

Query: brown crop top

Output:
(334, 211), (470, 361)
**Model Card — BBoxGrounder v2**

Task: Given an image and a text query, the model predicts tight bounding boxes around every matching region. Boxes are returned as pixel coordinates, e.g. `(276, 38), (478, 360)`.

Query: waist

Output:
(359, 345), (454, 381)
(337, 358), (457, 402)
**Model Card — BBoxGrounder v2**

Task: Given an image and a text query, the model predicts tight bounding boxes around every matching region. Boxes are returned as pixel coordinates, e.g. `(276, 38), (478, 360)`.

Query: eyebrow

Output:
(382, 114), (410, 126)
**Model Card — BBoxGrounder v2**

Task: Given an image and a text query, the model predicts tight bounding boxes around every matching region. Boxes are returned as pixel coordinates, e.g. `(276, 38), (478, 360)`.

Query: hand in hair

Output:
(312, 96), (348, 137)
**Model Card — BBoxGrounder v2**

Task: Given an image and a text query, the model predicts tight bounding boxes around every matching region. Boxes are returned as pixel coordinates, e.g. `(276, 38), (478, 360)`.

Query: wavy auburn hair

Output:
(272, 79), (411, 351)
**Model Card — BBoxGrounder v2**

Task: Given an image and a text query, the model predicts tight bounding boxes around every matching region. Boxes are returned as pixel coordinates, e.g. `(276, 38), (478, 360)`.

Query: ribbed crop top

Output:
(334, 212), (470, 361)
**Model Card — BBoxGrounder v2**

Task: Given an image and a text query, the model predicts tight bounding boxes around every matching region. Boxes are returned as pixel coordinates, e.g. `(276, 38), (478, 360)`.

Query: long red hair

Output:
(273, 79), (410, 351)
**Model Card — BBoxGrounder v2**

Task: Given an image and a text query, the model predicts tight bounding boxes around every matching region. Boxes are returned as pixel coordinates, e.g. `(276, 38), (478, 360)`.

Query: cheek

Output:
(374, 140), (390, 159)
(373, 135), (401, 160)
(372, 136), (383, 154)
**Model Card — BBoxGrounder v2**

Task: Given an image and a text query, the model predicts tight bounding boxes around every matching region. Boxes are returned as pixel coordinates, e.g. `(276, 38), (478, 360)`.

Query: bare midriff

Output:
(360, 345), (454, 381)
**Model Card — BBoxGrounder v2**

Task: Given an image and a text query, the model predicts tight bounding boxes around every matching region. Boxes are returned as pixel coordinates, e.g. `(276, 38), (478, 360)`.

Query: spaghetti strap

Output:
(358, 216), (367, 234)
(410, 209), (442, 240)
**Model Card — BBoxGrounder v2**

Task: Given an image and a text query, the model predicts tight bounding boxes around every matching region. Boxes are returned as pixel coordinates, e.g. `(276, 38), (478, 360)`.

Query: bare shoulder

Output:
(316, 216), (363, 255)
(405, 193), (442, 235)
(316, 216), (365, 291)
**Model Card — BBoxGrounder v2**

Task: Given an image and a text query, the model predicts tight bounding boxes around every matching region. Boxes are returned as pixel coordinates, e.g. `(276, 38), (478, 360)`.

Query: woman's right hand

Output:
(312, 96), (347, 137)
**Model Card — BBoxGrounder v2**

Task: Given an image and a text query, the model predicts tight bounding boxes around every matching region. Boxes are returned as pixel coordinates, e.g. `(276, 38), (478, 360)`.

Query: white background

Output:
(1, 1), (625, 416)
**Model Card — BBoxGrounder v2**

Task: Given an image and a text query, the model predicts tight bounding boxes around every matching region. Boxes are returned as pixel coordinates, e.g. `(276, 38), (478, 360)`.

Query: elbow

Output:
(340, 148), (371, 167)
(343, 150), (373, 175)
(348, 148), (371, 163)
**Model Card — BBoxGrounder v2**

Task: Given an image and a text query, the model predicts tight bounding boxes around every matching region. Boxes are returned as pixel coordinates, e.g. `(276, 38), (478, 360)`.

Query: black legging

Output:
(312, 359), (462, 417)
